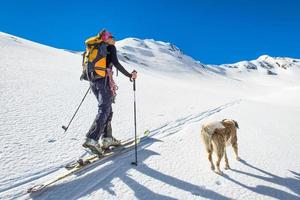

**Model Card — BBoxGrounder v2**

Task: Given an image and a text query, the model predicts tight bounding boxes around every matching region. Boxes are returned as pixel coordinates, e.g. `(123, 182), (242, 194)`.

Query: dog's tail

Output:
(201, 125), (212, 152)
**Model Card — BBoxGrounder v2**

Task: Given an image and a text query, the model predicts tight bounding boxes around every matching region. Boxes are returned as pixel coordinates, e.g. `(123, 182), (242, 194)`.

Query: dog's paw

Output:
(236, 156), (241, 161)
(211, 165), (215, 171)
(224, 165), (231, 170)
(215, 170), (223, 175)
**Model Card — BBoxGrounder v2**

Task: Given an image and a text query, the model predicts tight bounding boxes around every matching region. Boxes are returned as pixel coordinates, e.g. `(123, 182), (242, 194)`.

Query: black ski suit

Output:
(86, 44), (132, 141)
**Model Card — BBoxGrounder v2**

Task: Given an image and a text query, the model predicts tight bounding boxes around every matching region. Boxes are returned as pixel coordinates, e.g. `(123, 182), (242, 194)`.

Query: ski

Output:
(27, 131), (150, 193)
(65, 136), (139, 170)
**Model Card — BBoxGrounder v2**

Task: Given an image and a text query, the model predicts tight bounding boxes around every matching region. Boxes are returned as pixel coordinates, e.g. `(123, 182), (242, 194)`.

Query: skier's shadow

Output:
(30, 138), (229, 200)
(222, 159), (300, 200)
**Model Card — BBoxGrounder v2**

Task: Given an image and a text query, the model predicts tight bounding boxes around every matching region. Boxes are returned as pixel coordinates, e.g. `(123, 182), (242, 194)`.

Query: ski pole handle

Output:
(132, 70), (137, 91)
(130, 70), (137, 83)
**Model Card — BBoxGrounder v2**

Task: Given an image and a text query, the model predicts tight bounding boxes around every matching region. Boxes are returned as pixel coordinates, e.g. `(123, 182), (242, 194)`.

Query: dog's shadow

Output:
(223, 159), (300, 200)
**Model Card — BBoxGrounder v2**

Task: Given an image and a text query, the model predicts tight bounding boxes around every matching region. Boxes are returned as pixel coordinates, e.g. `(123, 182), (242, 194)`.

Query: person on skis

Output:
(82, 30), (137, 155)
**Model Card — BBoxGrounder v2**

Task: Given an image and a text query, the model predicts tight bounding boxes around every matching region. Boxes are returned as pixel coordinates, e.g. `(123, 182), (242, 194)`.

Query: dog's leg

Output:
(224, 149), (230, 170)
(232, 142), (240, 161)
(208, 146), (215, 170)
(215, 147), (224, 175)
(202, 131), (215, 170)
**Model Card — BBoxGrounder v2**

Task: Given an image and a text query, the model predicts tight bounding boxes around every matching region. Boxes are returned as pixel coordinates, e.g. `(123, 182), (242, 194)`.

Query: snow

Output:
(0, 31), (300, 199)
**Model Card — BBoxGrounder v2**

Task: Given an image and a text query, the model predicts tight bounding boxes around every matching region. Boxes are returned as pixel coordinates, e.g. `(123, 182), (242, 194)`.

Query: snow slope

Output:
(0, 31), (299, 199)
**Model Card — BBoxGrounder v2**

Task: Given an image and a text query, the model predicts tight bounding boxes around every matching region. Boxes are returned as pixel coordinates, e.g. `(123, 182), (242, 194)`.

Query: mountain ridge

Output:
(1, 31), (299, 77)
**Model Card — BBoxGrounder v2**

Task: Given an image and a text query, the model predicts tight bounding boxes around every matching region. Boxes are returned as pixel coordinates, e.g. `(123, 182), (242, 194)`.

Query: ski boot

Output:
(83, 138), (104, 156)
(101, 137), (121, 150)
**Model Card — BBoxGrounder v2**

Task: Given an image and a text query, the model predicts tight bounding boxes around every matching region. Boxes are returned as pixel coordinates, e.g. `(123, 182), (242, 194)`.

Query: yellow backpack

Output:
(82, 35), (108, 81)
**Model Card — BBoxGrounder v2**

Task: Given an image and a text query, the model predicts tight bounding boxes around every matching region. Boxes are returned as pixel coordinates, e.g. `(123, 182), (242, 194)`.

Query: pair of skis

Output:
(27, 131), (150, 193)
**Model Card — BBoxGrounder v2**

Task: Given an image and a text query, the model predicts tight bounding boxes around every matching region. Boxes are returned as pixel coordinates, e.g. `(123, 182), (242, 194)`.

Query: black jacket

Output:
(106, 45), (131, 78)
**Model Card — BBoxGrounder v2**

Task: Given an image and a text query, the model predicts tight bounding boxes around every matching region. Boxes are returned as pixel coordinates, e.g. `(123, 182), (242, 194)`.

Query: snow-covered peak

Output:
(257, 54), (272, 61)
(115, 37), (208, 77)
(218, 55), (300, 77)
(116, 37), (184, 58)
(257, 55), (300, 69)
(117, 37), (182, 53)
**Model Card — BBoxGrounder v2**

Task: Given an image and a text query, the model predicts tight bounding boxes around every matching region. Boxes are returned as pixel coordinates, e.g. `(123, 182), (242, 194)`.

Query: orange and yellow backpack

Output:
(81, 35), (108, 81)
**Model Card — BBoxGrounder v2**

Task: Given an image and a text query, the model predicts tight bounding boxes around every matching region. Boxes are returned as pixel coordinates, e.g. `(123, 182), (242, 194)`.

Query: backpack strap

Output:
(85, 36), (102, 46)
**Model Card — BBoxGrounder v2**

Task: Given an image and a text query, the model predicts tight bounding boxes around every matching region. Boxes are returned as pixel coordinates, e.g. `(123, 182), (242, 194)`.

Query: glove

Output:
(130, 70), (137, 81)
(80, 72), (89, 81)
(80, 73), (85, 81)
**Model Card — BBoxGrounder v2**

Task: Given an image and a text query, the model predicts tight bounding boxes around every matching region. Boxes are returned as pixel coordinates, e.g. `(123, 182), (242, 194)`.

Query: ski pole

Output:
(131, 76), (138, 166)
(62, 86), (91, 133)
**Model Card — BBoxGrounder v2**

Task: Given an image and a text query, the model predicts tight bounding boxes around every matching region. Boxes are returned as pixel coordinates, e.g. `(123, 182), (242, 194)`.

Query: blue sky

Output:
(1, 0), (299, 64)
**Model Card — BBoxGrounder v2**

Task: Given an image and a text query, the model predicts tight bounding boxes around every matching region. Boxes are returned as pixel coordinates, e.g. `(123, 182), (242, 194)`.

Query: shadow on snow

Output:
(223, 159), (300, 200)
(30, 138), (229, 200)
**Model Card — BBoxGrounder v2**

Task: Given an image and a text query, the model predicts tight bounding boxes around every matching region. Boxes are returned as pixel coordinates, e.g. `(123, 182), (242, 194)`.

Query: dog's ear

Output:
(233, 120), (239, 129)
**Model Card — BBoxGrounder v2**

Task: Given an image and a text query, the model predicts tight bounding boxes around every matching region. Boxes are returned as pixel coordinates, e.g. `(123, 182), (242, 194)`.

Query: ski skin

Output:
(27, 131), (149, 193)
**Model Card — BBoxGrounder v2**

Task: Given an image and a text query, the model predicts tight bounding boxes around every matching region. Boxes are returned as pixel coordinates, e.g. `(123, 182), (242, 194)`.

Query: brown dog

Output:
(201, 119), (240, 174)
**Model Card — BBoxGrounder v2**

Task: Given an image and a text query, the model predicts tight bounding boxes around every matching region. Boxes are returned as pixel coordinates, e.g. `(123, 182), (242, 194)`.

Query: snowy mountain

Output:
(1, 31), (300, 200)
(116, 37), (299, 72)
(217, 55), (300, 76)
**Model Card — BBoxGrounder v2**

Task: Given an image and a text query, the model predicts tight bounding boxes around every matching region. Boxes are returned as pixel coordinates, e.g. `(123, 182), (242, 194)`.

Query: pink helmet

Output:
(100, 30), (112, 41)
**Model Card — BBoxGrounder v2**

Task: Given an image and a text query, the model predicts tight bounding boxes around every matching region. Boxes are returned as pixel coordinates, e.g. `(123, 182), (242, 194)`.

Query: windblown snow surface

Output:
(0, 31), (300, 200)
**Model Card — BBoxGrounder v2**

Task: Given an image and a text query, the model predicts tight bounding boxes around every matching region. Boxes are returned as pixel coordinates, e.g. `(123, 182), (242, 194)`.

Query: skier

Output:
(82, 30), (137, 155)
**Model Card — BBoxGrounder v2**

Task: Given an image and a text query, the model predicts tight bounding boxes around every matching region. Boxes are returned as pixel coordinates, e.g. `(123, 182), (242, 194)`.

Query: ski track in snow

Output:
(26, 100), (239, 200)
(21, 91), (299, 199)
(148, 100), (241, 140)
(1, 100), (241, 199)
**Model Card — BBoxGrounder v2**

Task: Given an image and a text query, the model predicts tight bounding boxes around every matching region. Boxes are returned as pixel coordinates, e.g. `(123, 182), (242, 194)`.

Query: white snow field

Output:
(0, 31), (300, 200)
